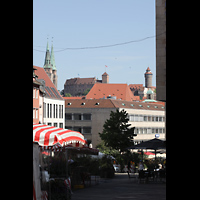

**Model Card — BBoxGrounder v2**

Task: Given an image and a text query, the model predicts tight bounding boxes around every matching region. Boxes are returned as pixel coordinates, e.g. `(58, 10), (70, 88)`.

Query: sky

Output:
(33, 0), (156, 91)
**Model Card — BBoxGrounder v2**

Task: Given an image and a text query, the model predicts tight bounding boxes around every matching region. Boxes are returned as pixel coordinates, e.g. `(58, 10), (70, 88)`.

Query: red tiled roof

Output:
(86, 83), (139, 101)
(33, 65), (63, 100)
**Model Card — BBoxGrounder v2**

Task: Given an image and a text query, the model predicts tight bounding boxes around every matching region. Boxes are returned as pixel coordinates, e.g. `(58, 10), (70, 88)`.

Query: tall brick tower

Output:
(144, 67), (153, 88)
(102, 72), (109, 83)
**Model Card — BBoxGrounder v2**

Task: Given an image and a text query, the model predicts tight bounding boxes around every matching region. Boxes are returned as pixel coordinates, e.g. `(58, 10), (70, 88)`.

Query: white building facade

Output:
(43, 97), (65, 128)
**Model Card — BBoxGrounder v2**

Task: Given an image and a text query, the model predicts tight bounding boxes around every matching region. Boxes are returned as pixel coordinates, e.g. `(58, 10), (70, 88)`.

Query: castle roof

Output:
(64, 77), (97, 85)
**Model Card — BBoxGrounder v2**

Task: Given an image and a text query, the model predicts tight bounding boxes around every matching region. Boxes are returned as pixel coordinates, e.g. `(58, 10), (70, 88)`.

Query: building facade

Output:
(34, 65), (65, 128)
(64, 99), (165, 148)
(64, 72), (109, 97)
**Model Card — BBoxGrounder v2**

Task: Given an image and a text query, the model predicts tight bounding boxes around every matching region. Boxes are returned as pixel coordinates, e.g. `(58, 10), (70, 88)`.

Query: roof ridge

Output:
(109, 99), (117, 108)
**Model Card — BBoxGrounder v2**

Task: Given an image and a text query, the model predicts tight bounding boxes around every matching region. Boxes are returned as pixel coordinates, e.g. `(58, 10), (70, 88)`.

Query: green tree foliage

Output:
(99, 109), (137, 153)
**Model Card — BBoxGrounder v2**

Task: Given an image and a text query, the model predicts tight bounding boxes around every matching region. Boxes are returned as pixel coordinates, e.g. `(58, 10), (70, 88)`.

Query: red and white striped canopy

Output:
(33, 123), (86, 147)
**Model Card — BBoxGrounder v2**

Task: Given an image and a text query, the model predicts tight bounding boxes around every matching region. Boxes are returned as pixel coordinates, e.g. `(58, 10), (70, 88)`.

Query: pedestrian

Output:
(138, 160), (144, 171)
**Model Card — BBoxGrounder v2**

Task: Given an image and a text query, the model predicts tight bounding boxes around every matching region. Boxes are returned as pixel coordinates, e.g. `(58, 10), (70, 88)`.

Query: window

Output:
(159, 116), (162, 122)
(50, 104), (52, 118)
(83, 114), (91, 120)
(56, 105), (58, 118)
(82, 127), (91, 134)
(147, 128), (152, 134)
(33, 89), (35, 98)
(148, 116), (151, 121)
(35, 109), (38, 119)
(74, 114), (82, 120)
(33, 108), (35, 119)
(47, 104), (49, 118)
(59, 123), (63, 128)
(156, 117), (159, 121)
(129, 115), (134, 121)
(144, 116), (148, 121)
(59, 105), (61, 118)
(43, 103), (46, 118)
(36, 89), (38, 99)
(54, 123), (58, 127)
(53, 104), (55, 118)
(61, 105), (63, 118)
(74, 127), (82, 133)
(65, 113), (72, 120)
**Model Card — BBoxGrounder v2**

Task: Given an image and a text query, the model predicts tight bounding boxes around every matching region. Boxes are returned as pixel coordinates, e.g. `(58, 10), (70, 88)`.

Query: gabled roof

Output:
(86, 83), (139, 101)
(33, 65), (63, 100)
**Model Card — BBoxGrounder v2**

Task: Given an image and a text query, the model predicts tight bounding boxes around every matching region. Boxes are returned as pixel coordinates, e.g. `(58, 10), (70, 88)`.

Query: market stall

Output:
(33, 123), (93, 200)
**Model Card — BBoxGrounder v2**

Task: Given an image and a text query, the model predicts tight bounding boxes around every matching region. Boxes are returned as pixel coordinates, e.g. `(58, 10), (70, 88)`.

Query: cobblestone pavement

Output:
(71, 173), (166, 200)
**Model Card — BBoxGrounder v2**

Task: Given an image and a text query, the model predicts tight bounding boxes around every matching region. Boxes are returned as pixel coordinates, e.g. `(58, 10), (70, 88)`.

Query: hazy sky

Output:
(33, 0), (156, 91)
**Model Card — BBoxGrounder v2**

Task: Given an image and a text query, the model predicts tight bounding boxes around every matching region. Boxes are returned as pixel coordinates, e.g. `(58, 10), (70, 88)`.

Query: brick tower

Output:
(144, 67), (153, 88)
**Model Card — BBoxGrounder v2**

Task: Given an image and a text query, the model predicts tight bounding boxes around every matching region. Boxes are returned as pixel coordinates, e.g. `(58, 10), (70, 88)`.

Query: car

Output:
(113, 164), (120, 172)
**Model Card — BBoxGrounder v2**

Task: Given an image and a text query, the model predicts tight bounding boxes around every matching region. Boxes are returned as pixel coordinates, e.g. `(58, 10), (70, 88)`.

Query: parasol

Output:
(33, 123), (86, 146)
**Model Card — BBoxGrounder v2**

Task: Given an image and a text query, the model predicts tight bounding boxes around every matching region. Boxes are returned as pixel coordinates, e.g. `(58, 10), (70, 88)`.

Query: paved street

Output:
(72, 173), (166, 200)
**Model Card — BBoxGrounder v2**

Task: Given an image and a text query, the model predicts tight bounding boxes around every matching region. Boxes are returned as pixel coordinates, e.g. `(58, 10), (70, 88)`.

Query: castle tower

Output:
(102, 72), (109, 83)
(144, 67), (153, 88)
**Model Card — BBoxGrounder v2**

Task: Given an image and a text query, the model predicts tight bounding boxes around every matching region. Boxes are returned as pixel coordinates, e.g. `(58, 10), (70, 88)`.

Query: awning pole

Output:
(65, 148), (68, 178)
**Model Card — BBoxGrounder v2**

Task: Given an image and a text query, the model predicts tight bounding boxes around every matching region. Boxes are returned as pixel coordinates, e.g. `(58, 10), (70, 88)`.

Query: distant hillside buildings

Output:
(63, 67), (156, 101)
(64, 72), (109, 96)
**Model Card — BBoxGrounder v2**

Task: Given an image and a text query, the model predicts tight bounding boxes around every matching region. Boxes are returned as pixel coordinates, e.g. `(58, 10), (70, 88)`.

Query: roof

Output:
(63, 96), (85, 100)
(64, 77), (97, 85)
(65, 99), (165, 110)
(145, 67), (153, 75)
(129, 84), (143, 90)
(147, 89), (154, 94)
(86, 83), (139, 101)
(102, 72), (108, 76)
(33, 65), (63, 100)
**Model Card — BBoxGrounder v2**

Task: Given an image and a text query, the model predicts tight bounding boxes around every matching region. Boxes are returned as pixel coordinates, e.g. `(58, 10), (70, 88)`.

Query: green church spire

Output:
(50, 43), (57, 70)
(43, 41), (51, 69)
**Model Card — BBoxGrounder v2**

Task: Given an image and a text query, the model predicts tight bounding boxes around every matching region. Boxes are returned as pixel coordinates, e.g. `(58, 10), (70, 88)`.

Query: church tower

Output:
(144, 67), (153, 88)
(43, 41), (58, 88)
(50, 43), (57, 88)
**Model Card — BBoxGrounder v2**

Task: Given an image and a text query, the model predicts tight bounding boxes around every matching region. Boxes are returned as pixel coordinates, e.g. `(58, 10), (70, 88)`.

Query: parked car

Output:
(113, 164), (120, 172)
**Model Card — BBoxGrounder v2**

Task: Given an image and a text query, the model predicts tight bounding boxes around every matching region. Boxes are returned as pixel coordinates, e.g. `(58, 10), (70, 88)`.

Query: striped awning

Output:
(33, 123), (86, 146)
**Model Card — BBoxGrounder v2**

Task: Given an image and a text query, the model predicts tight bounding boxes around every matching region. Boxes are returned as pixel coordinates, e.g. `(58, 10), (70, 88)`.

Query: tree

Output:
(65, 93), (72, 97)
(99, 109), (137, 154)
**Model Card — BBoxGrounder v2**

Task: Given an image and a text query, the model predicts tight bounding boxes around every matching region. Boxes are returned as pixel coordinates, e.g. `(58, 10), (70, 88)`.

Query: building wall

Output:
(156, 0), (166, 101)
(65, 106), (165, 148)
(65, 107), (116, 148)
(120, 108), (165, 143)
(43, 97), (65, 128)
(33, 87), (40, 124)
